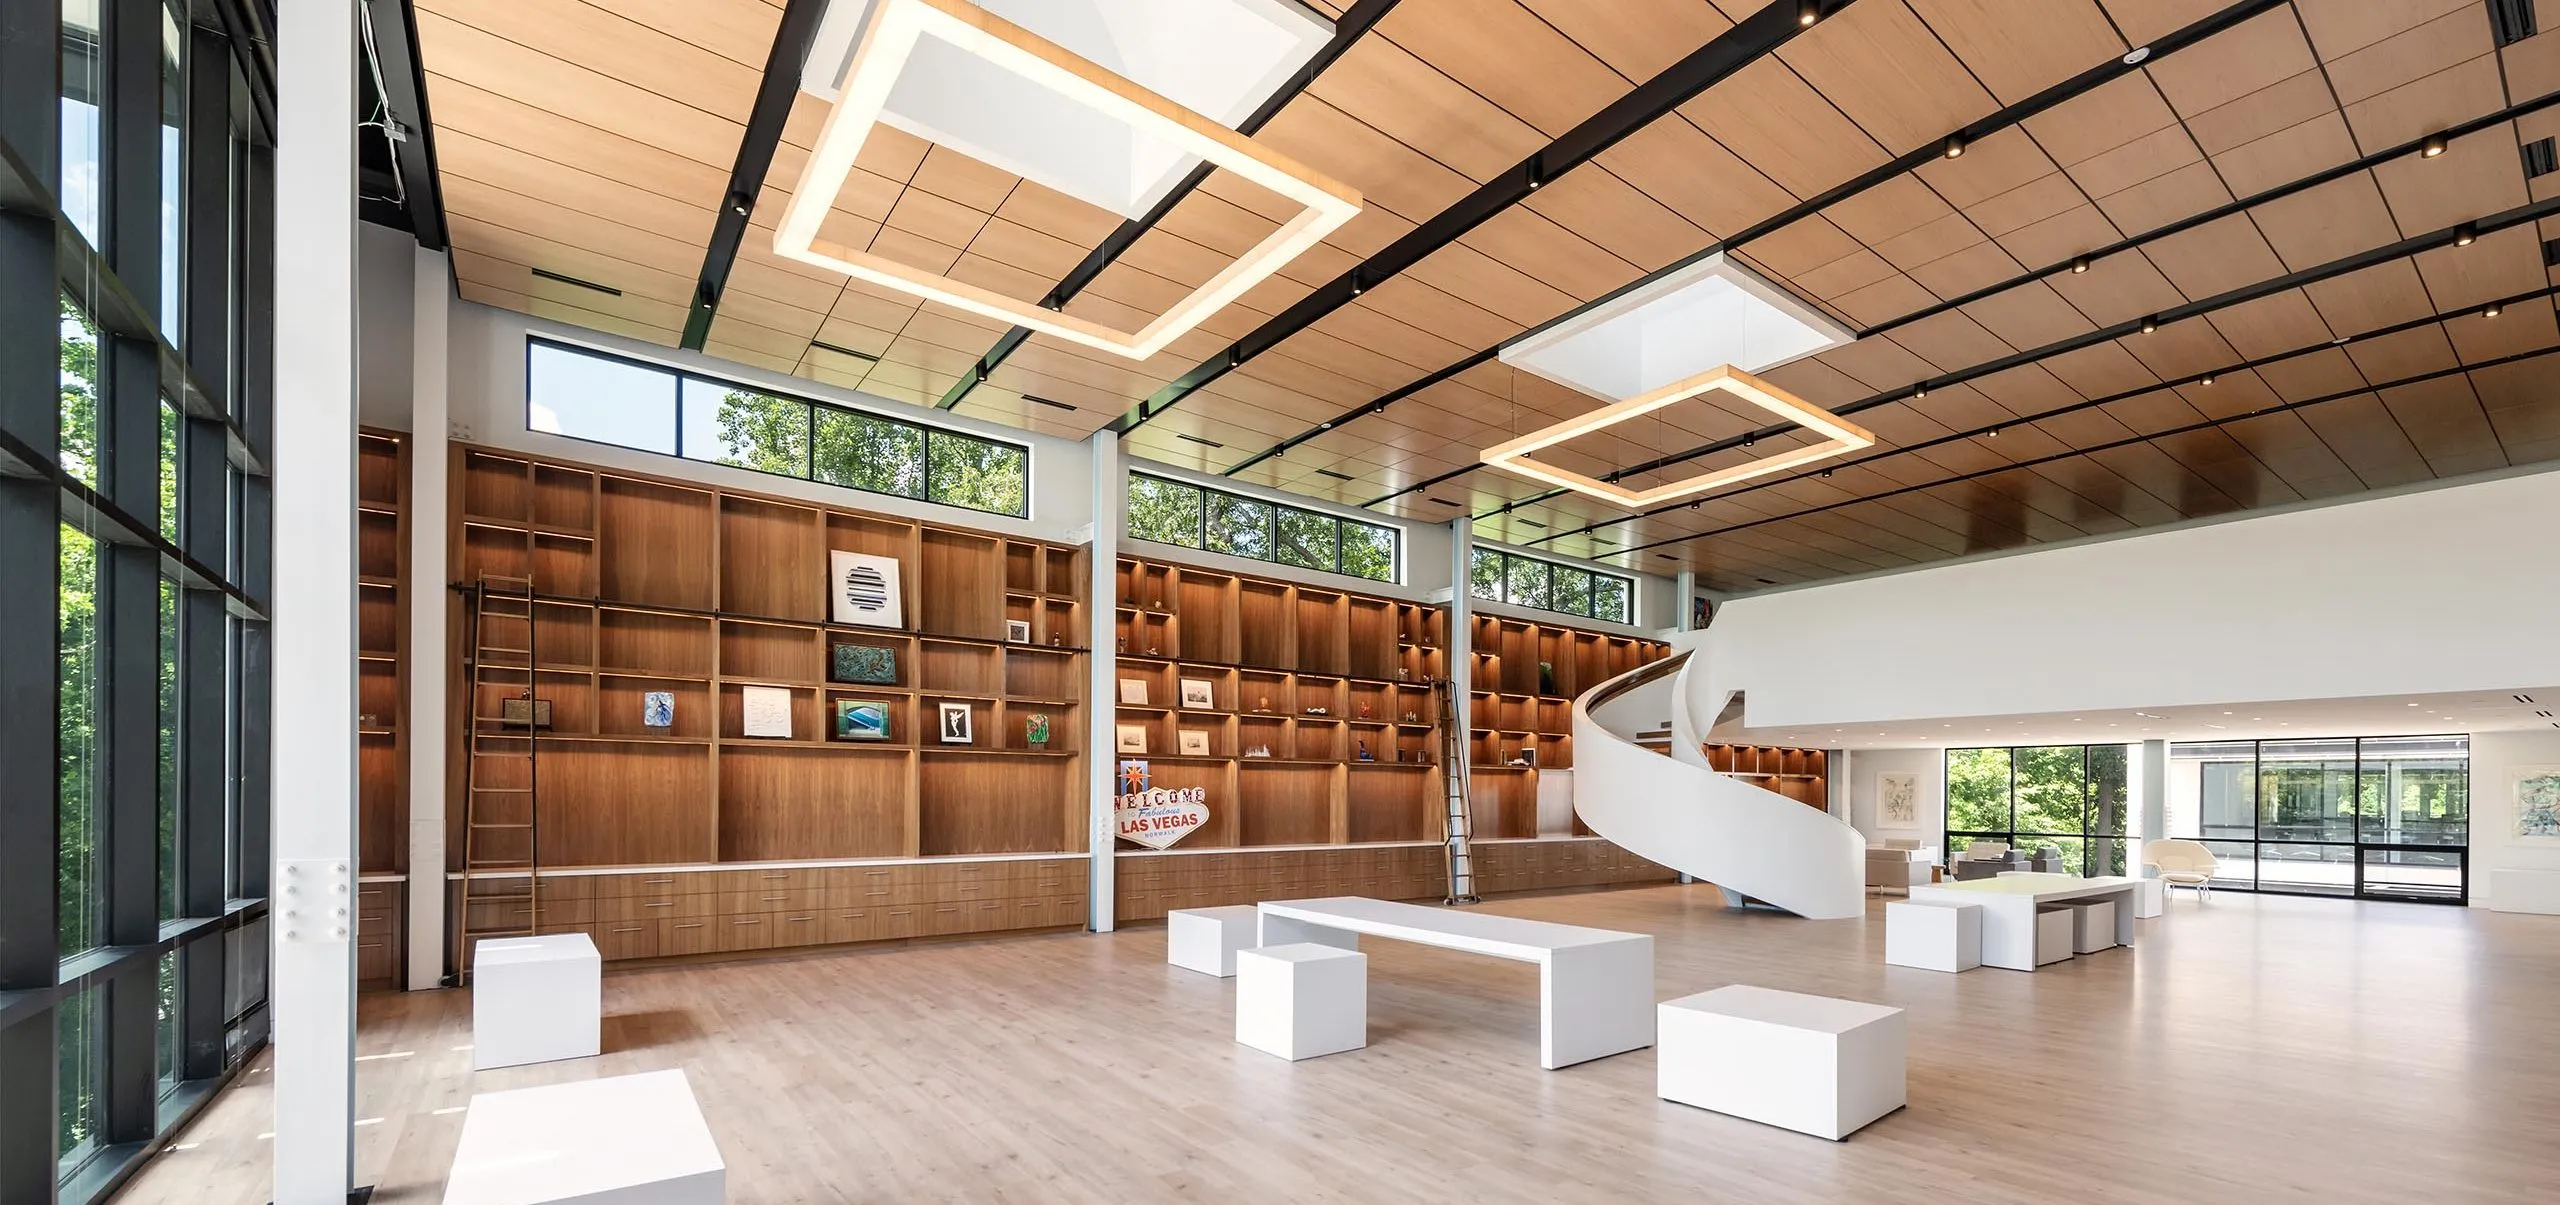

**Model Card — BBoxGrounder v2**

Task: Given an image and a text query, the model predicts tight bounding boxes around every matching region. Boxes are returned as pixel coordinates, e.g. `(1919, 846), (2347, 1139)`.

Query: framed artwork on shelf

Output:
(741, 686), (792, 738)
(830, 643), (899, 686)
(829, 549), (905, 628)
(1877, 771), (1920, 830)
(1025, 713), (1051, 749)
(1115, 723), (1148, 754)
(642, 691), (675, 728)
(1177, 729), (1210, 757)
(833, 700), (891, 741)
(1005, 619), (1031, 643)
(1178, 677), (1215, 709)
(937, 701), (973, 745)
(498, 698), (552, 730)
(1118, 679), (1150, 706)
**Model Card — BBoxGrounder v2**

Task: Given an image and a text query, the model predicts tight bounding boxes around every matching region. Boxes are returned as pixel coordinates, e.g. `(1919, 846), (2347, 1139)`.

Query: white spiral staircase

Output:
(1571, 647), (1865, 919)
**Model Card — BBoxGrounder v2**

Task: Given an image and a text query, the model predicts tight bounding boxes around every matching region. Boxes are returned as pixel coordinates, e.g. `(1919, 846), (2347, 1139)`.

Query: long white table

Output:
(1256, 896), (1653, 1069)
(1906, 874), (2140, 971)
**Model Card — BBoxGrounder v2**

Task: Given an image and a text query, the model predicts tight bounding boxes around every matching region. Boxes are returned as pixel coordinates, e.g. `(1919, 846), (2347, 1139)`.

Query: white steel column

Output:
(270, 0), (360, 1198)
(1084, 431), (1121, 930)
(1675, 568), (1698, 630)
(2138, 739), (2168, 869)
(406, 246), (450, 989)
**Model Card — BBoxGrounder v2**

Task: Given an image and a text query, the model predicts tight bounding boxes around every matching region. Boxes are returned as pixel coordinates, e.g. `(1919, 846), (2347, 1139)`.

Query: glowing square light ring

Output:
(774, 0), (1363, 362)
(1479, 365), (1876, 508)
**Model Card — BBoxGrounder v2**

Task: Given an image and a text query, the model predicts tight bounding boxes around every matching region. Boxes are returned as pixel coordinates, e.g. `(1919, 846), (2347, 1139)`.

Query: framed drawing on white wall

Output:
(1877, 771), (1920, 830)
(2513, 766), (2560, 843)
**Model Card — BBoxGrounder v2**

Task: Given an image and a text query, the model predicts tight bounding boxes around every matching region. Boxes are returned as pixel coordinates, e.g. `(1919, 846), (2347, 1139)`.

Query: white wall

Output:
(356, 222), (417, 431)
(1838, 747), (1944, 850)
(1706, 467), (2560, 730)
(2469, 730), (2560, 911)
(442, 299), (1099, 543)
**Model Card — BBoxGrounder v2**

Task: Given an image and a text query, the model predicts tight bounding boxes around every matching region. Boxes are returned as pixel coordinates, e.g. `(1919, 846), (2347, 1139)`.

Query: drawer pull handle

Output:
(643, 877), (675, 884)
(934, 907), (958, 914)
(761, 872), (790, 879)
(865, 870), (892, 877)
(609, 926), (642, 934)
(675, 922), (703, 930)
(760, 894), (787, 902)
(643, 901), (675, 909)
(733, 918), (763, 926)
(786, 915), (814, 923)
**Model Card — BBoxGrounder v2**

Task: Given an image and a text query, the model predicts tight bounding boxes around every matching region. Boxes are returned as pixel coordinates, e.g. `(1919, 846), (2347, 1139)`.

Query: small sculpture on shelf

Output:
(1396, 668), (1409, 681)
(1049, 634), (1062, 648)
(1254, 695), (1271, 713)
(1303, 706), (1327, 716)
(1356, 739), (1373, 762)
(1356, 702), (1372, 719)
(1146, 645), (1160, 657)
(1403, 710), (1419, 724)
(1117, 635), (1127, 653)
(1243, 744), (1272, 759)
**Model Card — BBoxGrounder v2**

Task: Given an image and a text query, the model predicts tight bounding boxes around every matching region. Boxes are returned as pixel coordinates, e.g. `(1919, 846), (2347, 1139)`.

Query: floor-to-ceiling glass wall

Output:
(2165, 736), (2467, 902)
(3, 1), (274, 1200)
(1944, 745), (2132, 876)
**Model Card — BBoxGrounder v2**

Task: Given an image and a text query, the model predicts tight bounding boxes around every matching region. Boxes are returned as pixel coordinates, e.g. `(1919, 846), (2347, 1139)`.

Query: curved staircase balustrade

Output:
(1571, 649), (1866, 919)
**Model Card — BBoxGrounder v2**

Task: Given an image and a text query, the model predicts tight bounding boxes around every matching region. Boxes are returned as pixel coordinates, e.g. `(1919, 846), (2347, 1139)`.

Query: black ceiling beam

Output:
(1236, 0), (2287, 481)
(1535, 281), (2560, 553)
(1487, 194), (2560, 524)
(680, 0), (829, 351)
(360, 0), (446, 249)
(1363, 80), (2558, 514)
(1610, 334), (2560, 570)
(1106, 0), (1870, 437)
(936, 0), (1402, 411)
(1862, 86), (2560, 342)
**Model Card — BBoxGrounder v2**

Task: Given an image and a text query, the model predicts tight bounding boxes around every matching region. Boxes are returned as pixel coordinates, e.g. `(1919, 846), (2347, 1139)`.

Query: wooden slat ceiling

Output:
(414, 0), (2560, 591)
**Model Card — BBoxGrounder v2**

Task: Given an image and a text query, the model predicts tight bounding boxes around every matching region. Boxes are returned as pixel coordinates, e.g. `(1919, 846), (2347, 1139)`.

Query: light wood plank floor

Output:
(120, 886), (2560, 1203)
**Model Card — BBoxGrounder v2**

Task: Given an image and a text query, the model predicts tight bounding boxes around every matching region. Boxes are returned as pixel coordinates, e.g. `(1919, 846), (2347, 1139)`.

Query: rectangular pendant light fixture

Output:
(1479, 365), (1875, 508)
(775, 0), (1362, 362)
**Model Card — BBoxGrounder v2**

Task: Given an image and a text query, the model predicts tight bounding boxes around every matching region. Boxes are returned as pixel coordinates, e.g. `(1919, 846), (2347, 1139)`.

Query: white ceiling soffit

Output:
(800, 0), (1334, 220)
(1500, 251), (1857, 401)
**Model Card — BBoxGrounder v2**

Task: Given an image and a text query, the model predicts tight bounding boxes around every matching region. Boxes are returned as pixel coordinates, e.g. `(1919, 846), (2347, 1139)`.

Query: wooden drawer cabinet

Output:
(593, 893), (718, 923)
(717, 867), (821, 892)
(594, 921), (662, 960)
(772, 912), (824, 948)
(590, 872), (701, 898)
(665, 919), (715, 956)
(719, 887), (826, 914)
(357, 885), (403, 984)
(718, 915), (773, 952)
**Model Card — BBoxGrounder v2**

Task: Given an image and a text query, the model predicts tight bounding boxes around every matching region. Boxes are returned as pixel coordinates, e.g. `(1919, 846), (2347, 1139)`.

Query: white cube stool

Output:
(472, 933), (601, 1070)
(1884, 900), (1981, 972)
(1658, 985), (1905, 1141)
(1235, 943), (1367, 1061)
(2070, 899), (2118, 953)
(2132, 877), (2166, 919)
(1167, 905), (1262, 977)
(2033, 907), (2074, 966)
(444, 1068), (723, 1204)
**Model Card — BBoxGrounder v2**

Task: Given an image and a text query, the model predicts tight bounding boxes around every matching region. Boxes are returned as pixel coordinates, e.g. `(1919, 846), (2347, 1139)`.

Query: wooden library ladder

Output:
(454, 575), (542, 982)
(1435, 678), (1480, 905)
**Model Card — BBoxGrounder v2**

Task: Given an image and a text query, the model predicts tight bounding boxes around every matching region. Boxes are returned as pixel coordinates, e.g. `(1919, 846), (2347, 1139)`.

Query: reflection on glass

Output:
(61, 522), (104, 957)
(58, 987), (101, 1172)
(924, 432), (1025, 516)
(1205, 492), (1271, 559)
(157, 951), (181, 1087)
(530, 343), (677, 453)
(2257, 738), (2357, 845)
(61, 298), (102, 488)
(161, 0), (188, 334)
(160, 577), (181, 920)
(63, 0), (105, 246)
(1275, 508), (1337, 571)
(1125, 474), (1203, 547)
(1945, 746), (2011, 835)
(2360, 846), (2463, 901)
(682, 382), (808, 476)
(2253, 842), (2356, 896)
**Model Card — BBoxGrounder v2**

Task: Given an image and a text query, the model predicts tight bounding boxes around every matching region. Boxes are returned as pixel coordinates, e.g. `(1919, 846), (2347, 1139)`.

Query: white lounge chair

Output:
(2143, 839), (2219, 901)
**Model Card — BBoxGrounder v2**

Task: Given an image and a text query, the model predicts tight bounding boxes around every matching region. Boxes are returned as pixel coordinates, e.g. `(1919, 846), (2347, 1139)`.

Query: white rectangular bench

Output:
(1256, 896), (1652, 1069)
(444, 1068), (724, 1204)
(1658, 985), (1905, 1141)
(472, 933), (601, 1070)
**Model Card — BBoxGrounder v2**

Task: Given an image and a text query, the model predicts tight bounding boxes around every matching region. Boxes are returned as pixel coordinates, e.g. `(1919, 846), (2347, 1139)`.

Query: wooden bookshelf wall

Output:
(448, 446), (1091, 960)
(356, 430), (406, 986)
(1111, 556), (1447, 854)
(1468, 615), (1670, 840)
(1703, 744), (1832, 810)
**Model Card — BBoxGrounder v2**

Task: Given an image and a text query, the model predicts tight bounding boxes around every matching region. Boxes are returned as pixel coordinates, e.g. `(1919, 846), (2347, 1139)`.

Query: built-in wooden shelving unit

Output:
(1702, 744), (1832, 810)
(1109, 556), (1447, 919)
(356, 430), (407, 986)
(1467, 614), (1670, 840)
(447, 446), (1091, 961)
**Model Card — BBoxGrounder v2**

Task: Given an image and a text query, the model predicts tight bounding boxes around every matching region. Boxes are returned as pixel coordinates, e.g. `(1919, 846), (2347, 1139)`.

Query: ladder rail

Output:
(455, 576), (543, 981)
(1435, 677), (1479, 905)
